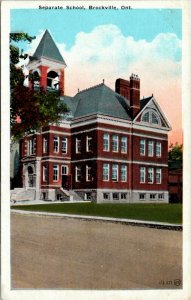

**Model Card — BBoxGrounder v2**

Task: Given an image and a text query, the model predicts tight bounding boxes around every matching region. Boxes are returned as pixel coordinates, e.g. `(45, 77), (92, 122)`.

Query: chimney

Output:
(130, 73), (140, 118)
(115, 78), (130, 100)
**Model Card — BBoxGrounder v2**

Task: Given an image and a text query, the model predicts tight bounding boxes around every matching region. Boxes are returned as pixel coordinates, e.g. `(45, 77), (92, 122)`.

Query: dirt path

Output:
(11, 213), (182, 289)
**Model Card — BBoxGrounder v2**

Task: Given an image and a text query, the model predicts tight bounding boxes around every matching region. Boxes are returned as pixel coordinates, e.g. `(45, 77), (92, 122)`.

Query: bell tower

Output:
(27, 30), (66, 96)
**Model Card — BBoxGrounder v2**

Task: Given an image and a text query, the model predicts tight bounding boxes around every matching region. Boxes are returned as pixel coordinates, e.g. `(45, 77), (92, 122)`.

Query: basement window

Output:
(113, 193), (119, 200)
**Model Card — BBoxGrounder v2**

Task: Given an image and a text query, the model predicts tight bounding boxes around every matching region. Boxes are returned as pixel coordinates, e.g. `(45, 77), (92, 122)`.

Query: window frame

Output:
(148, 141), (154, 157)
(156, 142), (162, 157)
(112, 164), (118, 182)
(86, 136), (93, 152)
(61, 165), (68, 175)
(140, 166), (146, 183)
(53, 136), (59, 153)
(76, 138), (81, 154)
(61, 137), (68, 154)
(140, 139), (146, 156)
(121, 136), (128, 153)
(43, 165), (48, 182)
(43, 136), (48, 153)
(112, 135), (119, 152)
(156, 168), (162, 184)
(103, 163), (109, 181)
(75, 165), (81, 182)
(86, 165), (92, 182)
(121, 164), (127, 182)
(103, 133), (110, 151)
(53, 164), (59, 182)
(148, 167), (154, 184)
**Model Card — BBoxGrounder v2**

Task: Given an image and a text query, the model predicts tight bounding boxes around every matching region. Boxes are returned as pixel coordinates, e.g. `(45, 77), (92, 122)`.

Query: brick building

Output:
(19, 30), (171, 203)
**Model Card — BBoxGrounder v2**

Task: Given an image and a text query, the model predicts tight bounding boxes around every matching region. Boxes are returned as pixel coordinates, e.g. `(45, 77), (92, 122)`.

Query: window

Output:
(121, 136), (128, 153)
(53, 164), (59, 181)
(121, 165), (127, 182)
(103, 133), (110, 151)
(61, 165), (68, 175)
(142, 110), (160, 125)
(112, 164), (118, 181)
(142, 112), (149, 122)
(148, 167), (154, 183)
(112, 135), (119, 152)
(156, 142), (162, 157)
(140, 167), (146, 183)
(54, 136), (59, 153)
(140, 139), (146, 156)
(103, 193), (110, 200)
(28, 139), (34, 155)
(85, 193), (91, 200)
(43, 165), (48, 182)
(156, 168), (162, 184)
(121, 193), (127, 200)
(151, 113), (159, 124)
(150, 194), (156, 200)
(86, 165), (92, 182)
(86, 136), (93, 152)
(148, 141), (154, 157)
(75, 166), (81, 182)
(76, 138), (81, 153)
(159, 193), (164, 200)
(113, 193), (119, 200)
(103, 163), (109, 181)
(43, 137), (48, 153)
(139, 193), (146, 200)
(62, 137), (67, 154)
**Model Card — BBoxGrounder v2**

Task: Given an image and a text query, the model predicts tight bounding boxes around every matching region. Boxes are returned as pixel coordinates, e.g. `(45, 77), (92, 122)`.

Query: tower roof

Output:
(32, 30), (66, 65)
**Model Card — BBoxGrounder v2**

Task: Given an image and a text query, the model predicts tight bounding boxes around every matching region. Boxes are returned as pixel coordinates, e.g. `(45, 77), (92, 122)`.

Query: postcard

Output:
(1, 1), (191, 299)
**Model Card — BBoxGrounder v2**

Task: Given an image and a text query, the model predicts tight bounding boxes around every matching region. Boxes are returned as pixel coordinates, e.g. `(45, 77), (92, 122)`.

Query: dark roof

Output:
(61, 84), (132, 120)
(140, 96), (153, 110)
(32, 30), (66, 64)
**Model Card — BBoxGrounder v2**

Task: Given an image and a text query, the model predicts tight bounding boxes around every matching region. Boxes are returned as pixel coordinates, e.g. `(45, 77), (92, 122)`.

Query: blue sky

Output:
(11, 9), (182, 49)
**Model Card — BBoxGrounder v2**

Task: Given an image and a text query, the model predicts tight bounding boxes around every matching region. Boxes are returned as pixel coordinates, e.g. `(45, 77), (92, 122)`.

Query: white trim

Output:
(102, 163), (110, 181)
(61, 136), (68, 154)
(71, 157), (168, 166)
(43, 159), (70, 164)
(41, 156), (70, 160)
(133, 123), (170, 133)
(134, 97), (172, 130)
(71, 114), (131, 129)
(61, 165), (68, 175)
(42, 130), (71, 135)
(133, 189), (169, 193)
(28, 57), (66, 70)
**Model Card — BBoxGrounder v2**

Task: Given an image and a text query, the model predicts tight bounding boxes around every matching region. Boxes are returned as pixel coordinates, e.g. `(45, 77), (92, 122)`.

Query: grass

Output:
(11, 203), (182, 224)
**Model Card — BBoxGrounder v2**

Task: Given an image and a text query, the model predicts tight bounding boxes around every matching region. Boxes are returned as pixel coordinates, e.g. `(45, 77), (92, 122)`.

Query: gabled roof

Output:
(32, 30), (66, 64)
(61, 83), (132, 121)
(134, 96), (171, 130)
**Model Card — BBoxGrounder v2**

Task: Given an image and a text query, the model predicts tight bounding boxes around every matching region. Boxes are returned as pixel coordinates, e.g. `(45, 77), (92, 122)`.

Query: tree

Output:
(168, 143), (183, 162)
(10, 32), (68, 139)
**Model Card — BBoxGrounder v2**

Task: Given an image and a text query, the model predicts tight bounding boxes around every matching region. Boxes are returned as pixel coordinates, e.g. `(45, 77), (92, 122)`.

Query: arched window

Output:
(47, 71), (59, 90)
(141, 110), (161, 126)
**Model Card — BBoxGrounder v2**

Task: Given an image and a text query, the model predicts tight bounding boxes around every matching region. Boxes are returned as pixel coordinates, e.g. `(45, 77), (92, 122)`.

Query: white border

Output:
(1, 1), (191, 300)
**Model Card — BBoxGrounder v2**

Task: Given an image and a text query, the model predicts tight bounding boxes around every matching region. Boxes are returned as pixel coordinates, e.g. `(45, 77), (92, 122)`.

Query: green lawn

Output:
(11, 203), (182, 224)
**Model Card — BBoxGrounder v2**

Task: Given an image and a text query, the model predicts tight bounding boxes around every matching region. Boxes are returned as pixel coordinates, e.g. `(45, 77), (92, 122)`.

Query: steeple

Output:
(32, 30), (66, 65)
(27, 30), (66, 96)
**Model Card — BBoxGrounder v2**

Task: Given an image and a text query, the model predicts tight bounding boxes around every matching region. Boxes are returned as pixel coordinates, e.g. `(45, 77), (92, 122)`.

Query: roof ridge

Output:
(77, 82), (104, 94)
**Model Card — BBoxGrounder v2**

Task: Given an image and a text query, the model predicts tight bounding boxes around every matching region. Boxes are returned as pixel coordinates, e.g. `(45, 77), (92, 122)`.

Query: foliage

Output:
(168, 143), (183, 162)
(10, 32), (67, 139)
(11, 203), (182, 224)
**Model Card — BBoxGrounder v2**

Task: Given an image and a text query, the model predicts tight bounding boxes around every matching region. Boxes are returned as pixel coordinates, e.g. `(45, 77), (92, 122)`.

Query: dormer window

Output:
(142, 110), (161, 126)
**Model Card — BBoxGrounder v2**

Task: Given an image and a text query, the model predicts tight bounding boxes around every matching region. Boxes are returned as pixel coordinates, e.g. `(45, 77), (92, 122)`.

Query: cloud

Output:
(27, 25), (182, 143)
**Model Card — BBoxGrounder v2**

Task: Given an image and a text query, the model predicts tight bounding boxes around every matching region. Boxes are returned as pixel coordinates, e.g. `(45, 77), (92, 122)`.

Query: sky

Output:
(11, 8), (182, 145)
